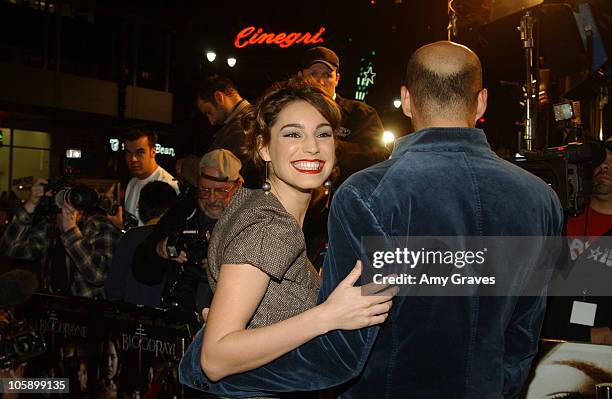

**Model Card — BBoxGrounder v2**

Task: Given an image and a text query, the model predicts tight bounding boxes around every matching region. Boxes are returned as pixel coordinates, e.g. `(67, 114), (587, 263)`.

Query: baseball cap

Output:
(301, 46), (340, 72)
(199, 149), (243, 182)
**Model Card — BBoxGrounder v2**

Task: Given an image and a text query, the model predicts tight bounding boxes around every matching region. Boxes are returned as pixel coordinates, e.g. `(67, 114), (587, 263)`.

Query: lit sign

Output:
(155, 144), (175, 157)
(109, 139), (175, 157)
(234, 26), (326, 49)
(66, 148), (82, 159)
(109, 139), (120, 152)
(355, 52), (377, 101)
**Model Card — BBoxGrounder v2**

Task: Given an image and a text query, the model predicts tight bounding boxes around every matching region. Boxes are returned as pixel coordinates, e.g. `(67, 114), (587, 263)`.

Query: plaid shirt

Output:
(0, 207), (121, 299)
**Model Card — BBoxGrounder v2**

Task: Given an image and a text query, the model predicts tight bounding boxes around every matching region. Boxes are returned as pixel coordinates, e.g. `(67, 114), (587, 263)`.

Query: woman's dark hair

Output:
(138, 181), (177, 223)
(241, 77), (341, 171)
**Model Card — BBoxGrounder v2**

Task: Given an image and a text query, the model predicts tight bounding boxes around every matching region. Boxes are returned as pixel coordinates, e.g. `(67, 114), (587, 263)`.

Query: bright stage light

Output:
(383, 131), (396, 144)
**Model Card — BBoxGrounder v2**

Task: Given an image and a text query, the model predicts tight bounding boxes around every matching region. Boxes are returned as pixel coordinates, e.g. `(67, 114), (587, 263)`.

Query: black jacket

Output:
(334, 94), (389, 184)
(131, 195), (216, 310)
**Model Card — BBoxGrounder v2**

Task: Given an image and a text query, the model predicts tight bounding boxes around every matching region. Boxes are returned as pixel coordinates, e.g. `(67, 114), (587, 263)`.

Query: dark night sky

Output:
(170, 0), (527, 147)
(1, 0), (609, 151)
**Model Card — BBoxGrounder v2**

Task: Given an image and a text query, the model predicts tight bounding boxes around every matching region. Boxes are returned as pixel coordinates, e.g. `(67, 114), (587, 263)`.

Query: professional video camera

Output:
(0, 321), (46, 369)
(38, 168), (99, 216)
(39, 178), (138, 230)
(161, 229), (210, 310)
(514, 141), (606, 216)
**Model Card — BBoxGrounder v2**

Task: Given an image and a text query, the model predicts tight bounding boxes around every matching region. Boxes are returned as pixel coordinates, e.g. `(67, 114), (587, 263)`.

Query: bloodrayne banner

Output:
(19, 294), (198, 398)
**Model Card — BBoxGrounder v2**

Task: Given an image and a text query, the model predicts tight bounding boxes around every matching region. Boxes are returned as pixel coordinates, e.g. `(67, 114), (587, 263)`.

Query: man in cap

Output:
(298, 46), (390, 269)
(132, 149), (243, 311)
(298, 46), (389, 183)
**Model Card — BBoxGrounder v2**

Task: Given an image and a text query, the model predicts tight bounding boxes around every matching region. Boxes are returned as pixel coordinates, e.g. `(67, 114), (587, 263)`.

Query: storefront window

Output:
(0, 128), (51, 202)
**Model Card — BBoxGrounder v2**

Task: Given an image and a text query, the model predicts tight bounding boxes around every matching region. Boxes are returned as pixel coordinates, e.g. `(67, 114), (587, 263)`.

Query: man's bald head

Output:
(403, 41), (484, 127)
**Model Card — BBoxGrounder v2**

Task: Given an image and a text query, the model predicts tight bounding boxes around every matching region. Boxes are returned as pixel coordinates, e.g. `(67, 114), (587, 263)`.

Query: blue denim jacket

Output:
(179, 128), (564, 398)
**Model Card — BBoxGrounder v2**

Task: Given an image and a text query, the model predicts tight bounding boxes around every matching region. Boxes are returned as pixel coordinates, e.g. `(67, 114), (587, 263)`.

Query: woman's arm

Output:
(201, 261), (393, 381)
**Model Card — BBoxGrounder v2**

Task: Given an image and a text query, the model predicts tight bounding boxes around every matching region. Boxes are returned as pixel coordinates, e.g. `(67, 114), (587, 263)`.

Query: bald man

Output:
(180, 42), (563, 398)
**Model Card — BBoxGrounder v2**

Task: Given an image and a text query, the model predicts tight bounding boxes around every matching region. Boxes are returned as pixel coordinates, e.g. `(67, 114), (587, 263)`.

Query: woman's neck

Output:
(269, 178), (311, 227)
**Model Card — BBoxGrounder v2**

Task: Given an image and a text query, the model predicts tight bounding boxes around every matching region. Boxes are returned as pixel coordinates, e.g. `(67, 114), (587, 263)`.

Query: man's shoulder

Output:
(84, 214), (121, 235)
(153, 167), (179, 189)
(495, 157), (559, 197)
(335, 158), (396, 203)
(336, 95), (377, 115)
(120, 225), (154, 244)
(155, 166), (175, 180)
(126, 177), (137, 189)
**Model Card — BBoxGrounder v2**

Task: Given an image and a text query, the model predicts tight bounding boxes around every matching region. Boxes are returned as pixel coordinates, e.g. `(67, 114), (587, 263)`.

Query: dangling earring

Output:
(324, 180), (332, 196)
(324, 180), (333, 208)
(262, 161), (271, 194)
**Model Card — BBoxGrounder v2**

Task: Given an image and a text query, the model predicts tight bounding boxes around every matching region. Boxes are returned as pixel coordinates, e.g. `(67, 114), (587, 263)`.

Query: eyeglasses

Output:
(198, 187), (232, 200)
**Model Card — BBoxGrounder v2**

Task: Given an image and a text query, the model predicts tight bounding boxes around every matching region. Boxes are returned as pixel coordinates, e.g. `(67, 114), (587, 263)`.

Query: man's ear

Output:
(256, 135), (271, 162)
(150, 144), (157, 158)
(475, 88), (488, 122)
(401, 86), (412, 118)
(213, 91), (225, 106)
(334, 71), (340, 87)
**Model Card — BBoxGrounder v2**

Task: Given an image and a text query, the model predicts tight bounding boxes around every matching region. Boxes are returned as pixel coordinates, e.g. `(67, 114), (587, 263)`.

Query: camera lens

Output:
(54, 189), (70, 209)
(66, 186), (98, 211)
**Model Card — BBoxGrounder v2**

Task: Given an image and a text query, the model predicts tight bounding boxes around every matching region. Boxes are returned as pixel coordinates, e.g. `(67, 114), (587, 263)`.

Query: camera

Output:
(38, 180), (98, 215)
(53, 186), (99, 212)
(97, 195), (139, 230)
(166, 230), (209, 264)
(514, 141), (606, 216)
(37, 177), (71, 214)
(161, 229), (210, 310)
(0, 321), (46, 369)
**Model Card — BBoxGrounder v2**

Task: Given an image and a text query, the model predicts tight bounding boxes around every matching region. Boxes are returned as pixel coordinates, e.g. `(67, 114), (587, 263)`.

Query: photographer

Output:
(104, 181), (178, 306)
(132, 149), (242, 312)
(543, 137), (612, 345)
(0, 179), (121, 299)
(566, 137), (612, 344)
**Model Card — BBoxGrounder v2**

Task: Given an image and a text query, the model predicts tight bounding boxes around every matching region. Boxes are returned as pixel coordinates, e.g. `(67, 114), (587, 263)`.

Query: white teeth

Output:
(292, 161), (321, 170)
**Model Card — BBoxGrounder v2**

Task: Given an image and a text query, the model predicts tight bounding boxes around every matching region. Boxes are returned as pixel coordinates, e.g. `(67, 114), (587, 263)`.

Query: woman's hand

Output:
(319, 261), (398, 332)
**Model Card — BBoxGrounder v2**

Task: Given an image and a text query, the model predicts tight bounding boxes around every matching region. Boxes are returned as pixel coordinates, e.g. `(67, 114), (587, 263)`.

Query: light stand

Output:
(519, 10), (538, 152)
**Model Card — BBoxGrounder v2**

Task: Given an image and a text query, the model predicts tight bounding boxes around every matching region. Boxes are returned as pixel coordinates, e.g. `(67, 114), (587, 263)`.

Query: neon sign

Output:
(109, 139), (176, 157)
(234, 26), (326, 49)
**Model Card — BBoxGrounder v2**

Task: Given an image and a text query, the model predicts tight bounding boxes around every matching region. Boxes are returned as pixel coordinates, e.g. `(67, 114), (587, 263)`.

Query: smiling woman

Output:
(179, 78), (397, 391)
